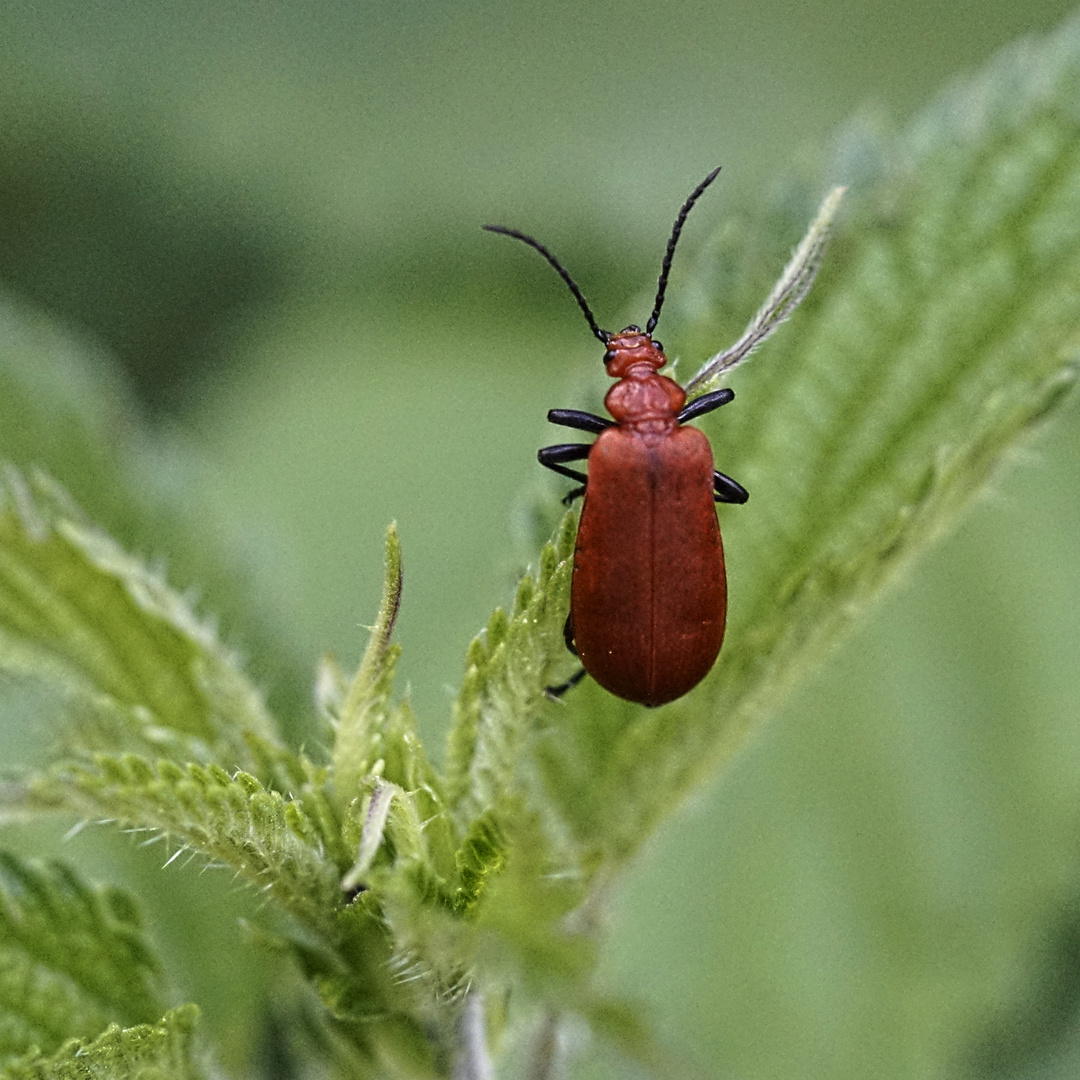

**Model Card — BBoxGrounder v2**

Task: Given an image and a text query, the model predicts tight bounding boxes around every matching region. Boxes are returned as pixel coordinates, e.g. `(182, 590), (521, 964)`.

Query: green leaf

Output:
(341, 780), (422, 894)
(0, 469), (276, 765)
(533, 15), (1080, 863)
(452, 810), (508, 917)
(0, 293), (311, 727)
(0, 1004), (202, 1080)
(328, 525), (459, 907)
(472, 805), (592, 996)
(329, 524), (426, 806)
(581, 998), (710, 1080)
(16, 756), (343, 943)
(327, 523), (403, 805)
(0, 854), (165, 1062)
(443, 514), (577, 832)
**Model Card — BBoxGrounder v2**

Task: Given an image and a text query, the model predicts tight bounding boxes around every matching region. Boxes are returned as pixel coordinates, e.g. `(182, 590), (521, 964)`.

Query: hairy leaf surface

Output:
(0, 295), (310, 724)
(0, 1005), (201, 1080)
(0, 855), (164, 1063)
(0, 471), (275, 766)
(19, 757), (343, 941)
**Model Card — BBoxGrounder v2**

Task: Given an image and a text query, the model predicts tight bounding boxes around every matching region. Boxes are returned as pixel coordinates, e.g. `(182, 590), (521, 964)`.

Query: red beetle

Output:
(485, 168), (747, 706)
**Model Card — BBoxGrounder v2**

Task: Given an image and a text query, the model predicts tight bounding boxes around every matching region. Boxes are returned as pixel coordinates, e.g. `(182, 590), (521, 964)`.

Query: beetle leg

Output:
(677, 388), (734, 424)
(563, 612), (578, 656)
(545, 667), (586, 701)
(538, 443), (590, 502)
(538, 460), (588, 485)
(547, 408), (612, 434)
(714, 469), (749, 504)
(545, 616), (583, 697)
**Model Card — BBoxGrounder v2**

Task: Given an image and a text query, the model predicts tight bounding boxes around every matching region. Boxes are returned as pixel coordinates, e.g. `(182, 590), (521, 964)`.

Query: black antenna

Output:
(646, 166), (722, 335)
(483, 225), (609, 343)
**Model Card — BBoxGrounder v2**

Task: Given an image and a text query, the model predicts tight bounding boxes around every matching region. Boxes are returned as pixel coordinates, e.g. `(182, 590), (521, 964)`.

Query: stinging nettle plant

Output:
(0, 12), (1080, 1080)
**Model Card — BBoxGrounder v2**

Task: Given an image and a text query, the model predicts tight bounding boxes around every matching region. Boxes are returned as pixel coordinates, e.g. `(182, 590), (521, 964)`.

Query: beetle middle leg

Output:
(714, 469), (749, 504)
(538, 443), (590, 505)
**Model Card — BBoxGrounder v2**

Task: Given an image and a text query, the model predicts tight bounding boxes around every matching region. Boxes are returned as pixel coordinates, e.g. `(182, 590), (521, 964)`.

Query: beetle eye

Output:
(653, 340), (664, 353)
(603, 350), (615, 364)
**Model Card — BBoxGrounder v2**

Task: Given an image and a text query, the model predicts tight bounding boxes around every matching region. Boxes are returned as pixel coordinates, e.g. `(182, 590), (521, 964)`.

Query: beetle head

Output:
(603, 326), (667, 378)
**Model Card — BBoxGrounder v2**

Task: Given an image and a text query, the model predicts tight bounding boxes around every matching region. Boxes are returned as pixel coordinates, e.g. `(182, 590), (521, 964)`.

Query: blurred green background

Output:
(3, 1), (1080, 1078)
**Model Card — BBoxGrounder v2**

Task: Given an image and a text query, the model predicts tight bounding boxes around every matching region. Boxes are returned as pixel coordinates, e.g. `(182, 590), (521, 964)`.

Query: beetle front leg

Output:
(677, 388), (734, 425)
(714, 469), (749, 504)
(538, 443), (591, 504)
(547, 408), (612, 435)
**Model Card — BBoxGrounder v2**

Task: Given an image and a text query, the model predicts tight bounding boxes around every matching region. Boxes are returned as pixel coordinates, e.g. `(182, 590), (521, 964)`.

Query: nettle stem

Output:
(524, 1011), (561, 1080)
(453, 993), (494, 1080)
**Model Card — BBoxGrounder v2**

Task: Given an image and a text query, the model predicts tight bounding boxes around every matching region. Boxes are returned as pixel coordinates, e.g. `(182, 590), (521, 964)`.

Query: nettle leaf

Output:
(328, 526), (460, 919)
(19, 757), (343, 943)
(0, 1004), (201, 1080)
(443, 515), (576, 832)
(537, 15), (1080, 861)
(340, 780), (429, 894)
(326, 524), (404, 809)
(472, 805), (592, 997)
(0, 854), (164, 1063)
(0, 469), (275, 766)
(0, 293), (311, 725)
(329, 525), (446, 826)
(0, 296), (146, 541)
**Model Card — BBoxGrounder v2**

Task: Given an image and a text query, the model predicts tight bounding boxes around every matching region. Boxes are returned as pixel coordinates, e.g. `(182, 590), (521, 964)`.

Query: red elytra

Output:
(571, 331), (727, 705)
(485, 168), (747, 706)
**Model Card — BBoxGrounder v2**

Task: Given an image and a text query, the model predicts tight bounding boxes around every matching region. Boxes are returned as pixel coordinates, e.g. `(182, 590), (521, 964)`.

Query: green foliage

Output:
(443, 514), (576, 831)
(0, 12), (1079, 1080)
(0, 852), (200, 1080)
(328, 525), (446, 847)
(0, 469), (275, 767)
(1, 1005), (202, 1080)
(0, 853), (165, 1063)
(533, 17), (1080, 864)
(21, 756), (344, 941)
(0, 296), (311, 729)
(329, 522), (405, 808)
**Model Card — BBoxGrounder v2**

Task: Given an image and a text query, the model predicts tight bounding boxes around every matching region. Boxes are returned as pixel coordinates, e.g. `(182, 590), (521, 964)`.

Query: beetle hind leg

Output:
(562, 612), (577, 656)
(543, 614), (584, 699)
(545, 667), (586, 701)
